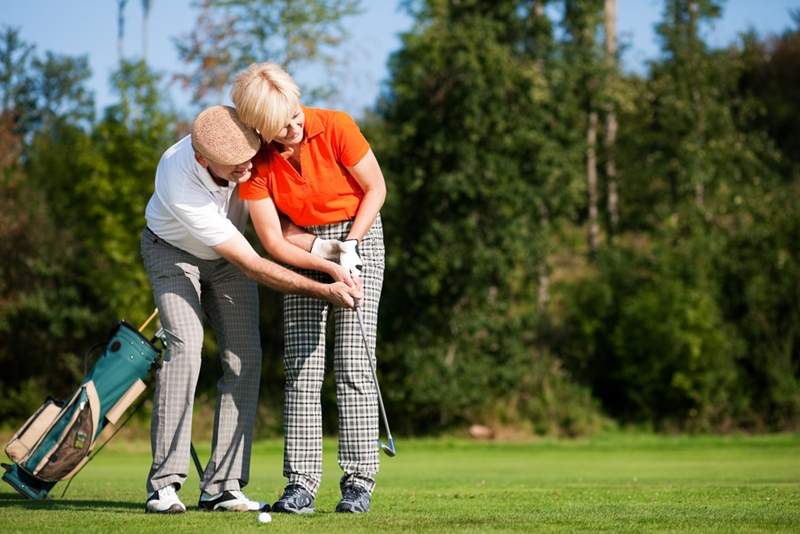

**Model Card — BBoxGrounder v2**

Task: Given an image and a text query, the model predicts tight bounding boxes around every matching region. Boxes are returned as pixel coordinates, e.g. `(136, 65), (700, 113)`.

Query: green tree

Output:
(375, 0), (600, 434)
(23, 59), (177, 323)
(549, 0), (799, 431)
(0, 30), (103, 423)
(737, 12), (800, 179)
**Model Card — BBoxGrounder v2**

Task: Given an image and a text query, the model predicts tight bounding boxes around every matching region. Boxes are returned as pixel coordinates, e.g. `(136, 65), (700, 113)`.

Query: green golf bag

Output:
(2, 320), (162, 499)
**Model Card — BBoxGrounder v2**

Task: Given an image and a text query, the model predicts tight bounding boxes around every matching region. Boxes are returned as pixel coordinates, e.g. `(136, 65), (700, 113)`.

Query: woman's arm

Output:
(249, 197), (353, 285)
(278, 211), (317, 251)
(345, 148), (387, 242)
(211, 231), (361, 307)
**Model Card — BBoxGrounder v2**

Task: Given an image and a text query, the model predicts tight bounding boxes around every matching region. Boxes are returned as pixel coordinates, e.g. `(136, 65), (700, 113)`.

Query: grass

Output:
(1, 432), (799, 533)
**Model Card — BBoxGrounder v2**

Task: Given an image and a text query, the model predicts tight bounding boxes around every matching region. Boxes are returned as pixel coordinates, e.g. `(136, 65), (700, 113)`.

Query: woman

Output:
(230, 61), (387, 515)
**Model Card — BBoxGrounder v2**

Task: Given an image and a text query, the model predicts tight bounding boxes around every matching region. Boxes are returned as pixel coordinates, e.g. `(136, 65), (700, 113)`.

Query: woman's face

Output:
(273, 107), (305, 145)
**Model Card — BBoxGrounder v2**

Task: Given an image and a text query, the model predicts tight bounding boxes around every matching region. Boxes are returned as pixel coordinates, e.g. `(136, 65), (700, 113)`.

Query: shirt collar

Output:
(197, 162), (229, 193)
(302, 105), (324, 140)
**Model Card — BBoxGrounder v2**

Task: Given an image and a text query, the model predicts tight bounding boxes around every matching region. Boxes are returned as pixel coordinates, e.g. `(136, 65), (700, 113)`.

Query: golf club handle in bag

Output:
(353, 298), (396, 457)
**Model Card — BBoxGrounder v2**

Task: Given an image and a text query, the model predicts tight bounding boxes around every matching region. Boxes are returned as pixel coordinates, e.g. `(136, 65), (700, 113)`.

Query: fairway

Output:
(1, 433), (799, 533)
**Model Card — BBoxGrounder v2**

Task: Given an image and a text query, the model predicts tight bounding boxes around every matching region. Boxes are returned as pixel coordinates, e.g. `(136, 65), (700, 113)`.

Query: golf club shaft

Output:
(353, 301), (394, 445)
(190, 443), (204, 478)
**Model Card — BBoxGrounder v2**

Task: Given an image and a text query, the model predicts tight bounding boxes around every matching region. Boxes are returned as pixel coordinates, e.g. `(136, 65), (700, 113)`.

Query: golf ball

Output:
(257, 511), (272, 523)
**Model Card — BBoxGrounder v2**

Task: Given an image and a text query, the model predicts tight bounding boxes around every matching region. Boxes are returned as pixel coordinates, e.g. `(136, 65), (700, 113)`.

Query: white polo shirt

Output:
(145, 135), (249, 260)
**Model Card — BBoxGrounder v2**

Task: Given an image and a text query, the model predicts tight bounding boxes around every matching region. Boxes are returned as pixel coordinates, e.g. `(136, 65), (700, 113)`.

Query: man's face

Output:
(272, 107), (305, 145)
(195, 153), (254, 185)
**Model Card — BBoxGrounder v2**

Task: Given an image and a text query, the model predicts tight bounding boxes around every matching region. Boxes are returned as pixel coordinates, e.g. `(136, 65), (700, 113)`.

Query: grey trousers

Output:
(282, 216), (385, 496)
(141, 227), (262, 495)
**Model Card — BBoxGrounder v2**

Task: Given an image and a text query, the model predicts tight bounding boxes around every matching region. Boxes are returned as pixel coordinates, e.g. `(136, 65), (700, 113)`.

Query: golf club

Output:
(353, 298), (396, 457)
(190, 443), (205, 478)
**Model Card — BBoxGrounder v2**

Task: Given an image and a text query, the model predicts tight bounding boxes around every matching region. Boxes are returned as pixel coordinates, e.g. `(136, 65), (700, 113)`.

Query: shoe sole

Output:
(199, 502), (251, 512)
(145, 504), (186, 514)
(272, 505), (315, 514)
(335, 505), (369, 513)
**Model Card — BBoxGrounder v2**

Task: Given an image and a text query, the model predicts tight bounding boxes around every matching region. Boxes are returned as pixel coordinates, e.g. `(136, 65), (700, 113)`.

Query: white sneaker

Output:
(145, 484), (186, 514)
(198, 489), (267, 512)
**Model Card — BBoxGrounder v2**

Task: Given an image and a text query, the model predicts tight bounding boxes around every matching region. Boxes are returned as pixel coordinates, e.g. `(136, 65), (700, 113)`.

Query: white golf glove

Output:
(339, 239), (363, 278)
(310, 238), (343, 261)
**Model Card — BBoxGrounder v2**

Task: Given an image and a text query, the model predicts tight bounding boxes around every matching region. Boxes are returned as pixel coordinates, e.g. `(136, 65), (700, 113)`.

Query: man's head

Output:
(191, 105), (261, 185)
(230, 62), (301, 143)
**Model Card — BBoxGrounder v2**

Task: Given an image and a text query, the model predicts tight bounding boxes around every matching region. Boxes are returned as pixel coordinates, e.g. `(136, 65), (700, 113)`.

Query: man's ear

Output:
(194, 152), (209, 168)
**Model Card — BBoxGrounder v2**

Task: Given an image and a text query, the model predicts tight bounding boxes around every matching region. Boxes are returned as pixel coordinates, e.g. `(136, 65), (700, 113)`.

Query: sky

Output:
(2, 0), (798, 119)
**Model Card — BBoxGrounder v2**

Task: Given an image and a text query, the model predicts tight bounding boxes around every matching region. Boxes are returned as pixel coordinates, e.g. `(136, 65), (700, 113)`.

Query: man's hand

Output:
(326, 281), (363, 308)
(310, 237), (343, 261)
(339, 239), (363, 278)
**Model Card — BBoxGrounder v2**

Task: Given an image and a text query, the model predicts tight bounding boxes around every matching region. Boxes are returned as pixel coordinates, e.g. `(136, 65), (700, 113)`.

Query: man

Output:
(141, 105), (361, 514)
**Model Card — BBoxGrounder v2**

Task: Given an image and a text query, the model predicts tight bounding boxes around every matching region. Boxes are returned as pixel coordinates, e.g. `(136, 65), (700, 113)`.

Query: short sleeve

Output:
(239, 149), (274, 201)
(332, 111), (370, 167)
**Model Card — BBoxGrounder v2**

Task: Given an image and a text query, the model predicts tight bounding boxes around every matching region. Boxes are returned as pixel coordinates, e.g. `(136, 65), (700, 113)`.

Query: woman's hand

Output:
(339, 239), (363, 279)
(326, 262), (363, 291)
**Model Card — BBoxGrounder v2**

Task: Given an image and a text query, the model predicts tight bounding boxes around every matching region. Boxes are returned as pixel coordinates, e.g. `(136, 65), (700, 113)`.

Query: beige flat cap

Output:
(191, 105), (261, 165)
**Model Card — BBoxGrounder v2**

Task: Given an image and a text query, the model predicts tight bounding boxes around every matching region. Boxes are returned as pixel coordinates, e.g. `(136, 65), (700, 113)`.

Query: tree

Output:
(604, 0), (619, 233)
(560, 0), (606, 256)
(0, 32), (104, 422)
(142, 0), (152, 61)
(174, 0), (362, 106)
(0, 27), (38, 136)
(117, 0), (129, 62)
(375, 0), (599, 434)
(550, 0), (800, 431)
(74, 60), (178, 317)
(737, 11), (800, 178)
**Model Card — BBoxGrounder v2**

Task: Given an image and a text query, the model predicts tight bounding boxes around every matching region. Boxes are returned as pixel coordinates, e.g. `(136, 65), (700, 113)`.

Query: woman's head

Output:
(230, 62), (301, 142)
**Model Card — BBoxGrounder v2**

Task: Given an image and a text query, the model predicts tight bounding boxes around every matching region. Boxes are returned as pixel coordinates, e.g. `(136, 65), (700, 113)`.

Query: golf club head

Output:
(378, 438), (396, 457)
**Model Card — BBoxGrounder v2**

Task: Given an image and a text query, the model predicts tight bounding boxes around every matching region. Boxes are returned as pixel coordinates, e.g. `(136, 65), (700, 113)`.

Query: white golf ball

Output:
(257, 511), (272, 523)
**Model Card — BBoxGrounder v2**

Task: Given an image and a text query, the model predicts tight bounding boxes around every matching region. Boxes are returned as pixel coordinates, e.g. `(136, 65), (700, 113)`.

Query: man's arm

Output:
(211, 232), (361, 308)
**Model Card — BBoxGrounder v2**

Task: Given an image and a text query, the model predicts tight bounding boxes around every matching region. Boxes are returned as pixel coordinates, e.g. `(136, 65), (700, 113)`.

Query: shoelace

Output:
(161, 485), (178, 498)
(229, 490), (250, 501)
(342, 486), (364, 502)
(282, 485), (308, 501)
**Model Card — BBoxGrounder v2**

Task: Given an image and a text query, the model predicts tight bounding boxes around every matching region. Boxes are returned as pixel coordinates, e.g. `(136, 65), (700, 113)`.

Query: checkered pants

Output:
(141, 227), (262, 495)
(282, 215), (385, 496)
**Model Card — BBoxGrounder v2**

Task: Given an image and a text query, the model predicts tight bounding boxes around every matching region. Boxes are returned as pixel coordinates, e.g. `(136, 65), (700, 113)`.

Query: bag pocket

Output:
(5, 399), (62, 463)
(24, 381), (101, 482)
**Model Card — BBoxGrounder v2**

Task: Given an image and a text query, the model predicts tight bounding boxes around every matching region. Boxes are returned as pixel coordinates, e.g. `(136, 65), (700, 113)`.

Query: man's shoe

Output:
(271, 484), (315, 514)
(145, 484), (186, 514)
(198, 489), (268, 512)
(335, 484), (370, 513)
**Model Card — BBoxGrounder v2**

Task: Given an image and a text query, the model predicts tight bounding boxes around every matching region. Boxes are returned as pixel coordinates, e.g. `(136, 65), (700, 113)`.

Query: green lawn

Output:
(1, 433), (799, 533)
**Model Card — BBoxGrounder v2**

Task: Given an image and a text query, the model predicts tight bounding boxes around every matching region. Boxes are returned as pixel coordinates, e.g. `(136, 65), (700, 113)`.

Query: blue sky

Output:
(2, 0), (798, 118)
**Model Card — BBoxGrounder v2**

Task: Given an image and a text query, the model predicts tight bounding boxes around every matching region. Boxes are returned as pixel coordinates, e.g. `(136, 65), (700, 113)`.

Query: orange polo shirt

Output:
(239, 106), (370, 227)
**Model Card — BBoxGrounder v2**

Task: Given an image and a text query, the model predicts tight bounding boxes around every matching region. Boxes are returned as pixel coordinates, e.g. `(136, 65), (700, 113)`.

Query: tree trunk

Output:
(587, 111), (599, 257)
(117, 0), (128, 63)
(537, 201), (550, 313)
(533, 0), (549, 310)
(690, 1), (705, 208)
(142, 0), (151, 61)
(604, 0), (619, 233)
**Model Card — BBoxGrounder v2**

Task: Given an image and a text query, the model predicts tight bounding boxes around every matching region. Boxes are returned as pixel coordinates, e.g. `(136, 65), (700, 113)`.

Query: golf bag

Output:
(2, 319), (162, 499)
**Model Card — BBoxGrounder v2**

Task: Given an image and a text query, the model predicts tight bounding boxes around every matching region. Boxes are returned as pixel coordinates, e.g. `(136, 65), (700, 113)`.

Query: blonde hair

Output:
(230, 62), (301, 142)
